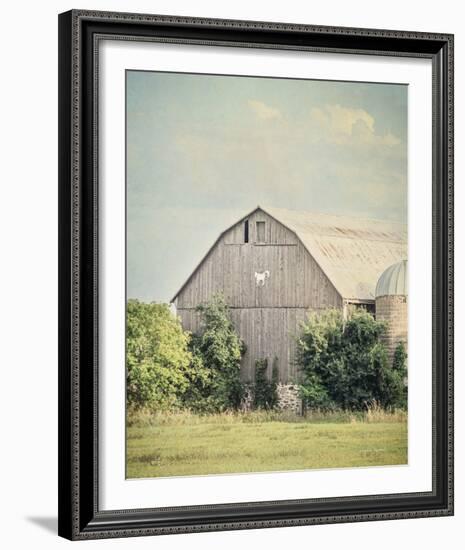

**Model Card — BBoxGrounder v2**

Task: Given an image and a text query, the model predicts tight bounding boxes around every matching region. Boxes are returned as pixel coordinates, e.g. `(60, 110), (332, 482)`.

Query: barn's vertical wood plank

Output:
(308, 253), (314, 307)
(323, 273), (329, 307)
(285, 321), (290, 381)
(246, 244), (253, 308)
(282, 310), (286, 380)
(203, 254), (207, 301)
(219, 241), (225, 299)
(249, 308), (256, 378)
(314, 258), (320, 308)
(291, 245), (297, 307)
(296, 242), (303, 309)
(229, 246), (236, 307)
(240, 244), (246, 309)
(208, 249), (214, 300)
(307, 247), (311, 308)
(225, 244), (231, 303)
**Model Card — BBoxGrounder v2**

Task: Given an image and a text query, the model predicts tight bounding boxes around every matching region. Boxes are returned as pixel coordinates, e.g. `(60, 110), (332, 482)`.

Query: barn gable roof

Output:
(171, 206), (407, 303)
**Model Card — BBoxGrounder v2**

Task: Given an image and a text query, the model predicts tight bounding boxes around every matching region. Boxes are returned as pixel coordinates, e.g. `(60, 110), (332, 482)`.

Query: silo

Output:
(375, 260), (408, 363)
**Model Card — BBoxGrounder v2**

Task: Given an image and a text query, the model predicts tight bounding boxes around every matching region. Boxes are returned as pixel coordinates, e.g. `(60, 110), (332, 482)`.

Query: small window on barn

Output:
(244, 220), (249, 243)
(256, 221), (266, 243)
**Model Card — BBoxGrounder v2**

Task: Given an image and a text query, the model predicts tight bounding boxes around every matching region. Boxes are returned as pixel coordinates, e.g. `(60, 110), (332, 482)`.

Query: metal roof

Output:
(375, 259), (408, 298)
(262, 206), (407, 302)
(172, 206), (407, 303)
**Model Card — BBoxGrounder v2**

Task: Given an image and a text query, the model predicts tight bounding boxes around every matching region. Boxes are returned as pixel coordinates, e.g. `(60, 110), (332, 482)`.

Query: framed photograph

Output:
(58, 9), (454, 540)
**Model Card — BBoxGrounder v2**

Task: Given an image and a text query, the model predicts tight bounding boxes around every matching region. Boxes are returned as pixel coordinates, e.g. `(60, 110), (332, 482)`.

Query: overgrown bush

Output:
(393, 341), (408, 372)
(127, 295), (246, 414)
(126, 300), (193, 410)
(297, 308), (407, 411)
(182, 294), (245, 412)
(391, 341), (408, 408)
(253, 358), (279, 410)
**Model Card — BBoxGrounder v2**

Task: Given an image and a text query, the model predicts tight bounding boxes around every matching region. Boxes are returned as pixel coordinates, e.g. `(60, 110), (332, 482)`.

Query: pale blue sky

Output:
(127, 71), (407, 303)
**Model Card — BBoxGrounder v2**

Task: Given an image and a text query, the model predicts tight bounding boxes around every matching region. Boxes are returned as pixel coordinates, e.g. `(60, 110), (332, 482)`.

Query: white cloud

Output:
(310, 104), (400, 147)
(247, 99), (282, 120)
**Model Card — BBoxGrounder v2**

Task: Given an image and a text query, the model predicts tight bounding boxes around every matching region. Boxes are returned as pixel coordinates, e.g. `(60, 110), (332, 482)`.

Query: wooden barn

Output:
(171, 206), (407, 386)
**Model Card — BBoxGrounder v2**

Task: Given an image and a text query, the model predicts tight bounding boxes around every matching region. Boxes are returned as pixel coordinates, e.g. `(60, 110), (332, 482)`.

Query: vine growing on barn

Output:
(253, 358), (279, 410)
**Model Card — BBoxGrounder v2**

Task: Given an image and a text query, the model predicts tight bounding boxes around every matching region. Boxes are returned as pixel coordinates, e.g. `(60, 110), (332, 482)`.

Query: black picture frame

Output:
(58, 9), (454, 541)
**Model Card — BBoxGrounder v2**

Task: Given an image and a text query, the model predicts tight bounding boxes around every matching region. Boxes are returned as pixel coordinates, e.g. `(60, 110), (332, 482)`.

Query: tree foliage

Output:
(184, 294), (245, 412)
(391, 341), (408, 409)
(297, 308), (407, 411)
(253, 358), (279, 410)
(126, 295), (246, 413)
(126, 300), (193, 410)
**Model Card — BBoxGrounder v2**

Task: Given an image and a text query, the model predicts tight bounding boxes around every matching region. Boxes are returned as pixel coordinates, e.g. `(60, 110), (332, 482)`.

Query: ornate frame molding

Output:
(58, 9), (454, 540)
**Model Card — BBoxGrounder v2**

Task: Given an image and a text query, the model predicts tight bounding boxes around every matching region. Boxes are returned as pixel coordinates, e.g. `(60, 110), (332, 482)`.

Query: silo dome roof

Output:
(375, 259), (408, 298)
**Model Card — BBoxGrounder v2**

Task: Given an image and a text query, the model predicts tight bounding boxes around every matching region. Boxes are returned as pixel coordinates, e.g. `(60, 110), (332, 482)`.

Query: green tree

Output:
(390, 341), (408, 408)
(126, 300), (192, 410)
(393, 341), (408, 372)
(296, 309), (344, 410)
(297, 308), (407, 411)
(185, 294), (245, 411)
(180, 333), (219, 413)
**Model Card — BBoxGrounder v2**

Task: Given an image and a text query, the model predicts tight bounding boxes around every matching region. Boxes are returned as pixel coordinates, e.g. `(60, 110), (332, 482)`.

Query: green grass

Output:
(126, 410), (407, 478)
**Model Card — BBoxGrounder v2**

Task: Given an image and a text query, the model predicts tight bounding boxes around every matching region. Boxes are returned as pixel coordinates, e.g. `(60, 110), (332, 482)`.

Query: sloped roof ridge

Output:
(260, 204), (406, 227)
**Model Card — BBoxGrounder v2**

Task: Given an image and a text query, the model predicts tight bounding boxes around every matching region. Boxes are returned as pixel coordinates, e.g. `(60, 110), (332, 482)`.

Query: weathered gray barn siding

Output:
(174, 210), (342, 381)
(178, 307), (311, 382)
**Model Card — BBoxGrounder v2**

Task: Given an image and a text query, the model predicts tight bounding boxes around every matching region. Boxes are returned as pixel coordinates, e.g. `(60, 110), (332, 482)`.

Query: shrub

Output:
(296, 309), (344, 410)
(390, 341), (408, 408)
(253, 358), (279, 410)
(183, 294), (245, 412)
(297, 308), (407, 411)
(179, 334), (220, 413)
(126, 300), (192, 410)
(393, 341), (408, 372)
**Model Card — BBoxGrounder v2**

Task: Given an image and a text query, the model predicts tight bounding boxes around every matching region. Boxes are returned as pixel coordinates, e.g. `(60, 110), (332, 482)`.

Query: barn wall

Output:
(175, 210), (342, 310)
(177, 306), (311, 381)
(174, 209), (343, 383)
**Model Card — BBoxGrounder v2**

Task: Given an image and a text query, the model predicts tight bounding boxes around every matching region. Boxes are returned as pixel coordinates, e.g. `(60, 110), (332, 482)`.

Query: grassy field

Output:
(126, 409), (407, 478)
